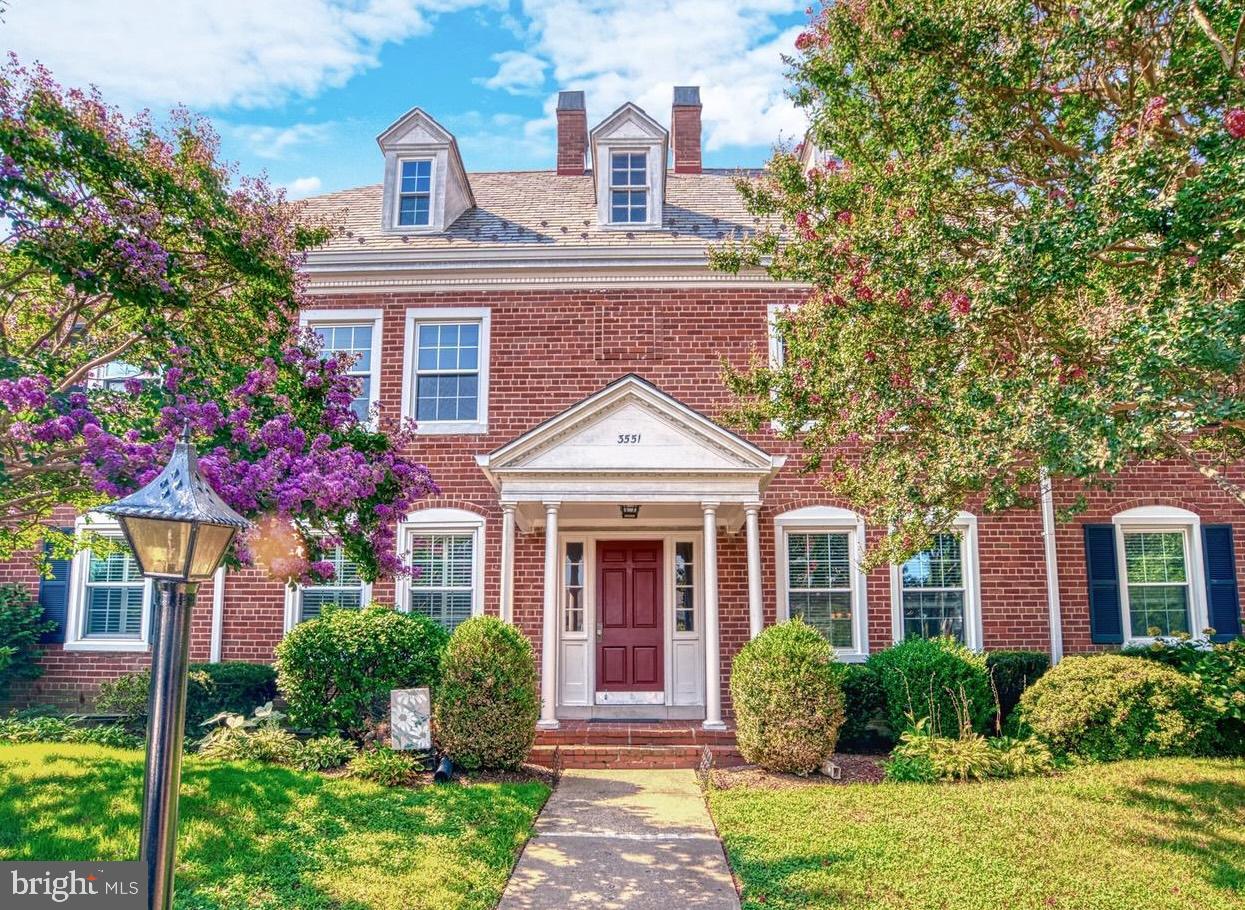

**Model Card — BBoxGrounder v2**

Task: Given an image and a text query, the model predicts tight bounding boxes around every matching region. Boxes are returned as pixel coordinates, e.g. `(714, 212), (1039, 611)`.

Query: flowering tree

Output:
(714, 1), (1245, 564)
(0, 58), (435, 580)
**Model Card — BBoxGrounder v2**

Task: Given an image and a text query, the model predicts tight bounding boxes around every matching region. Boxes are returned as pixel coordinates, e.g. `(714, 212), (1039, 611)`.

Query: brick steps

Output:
(528, 744), (745, 770)
(535, 722), (736, 748)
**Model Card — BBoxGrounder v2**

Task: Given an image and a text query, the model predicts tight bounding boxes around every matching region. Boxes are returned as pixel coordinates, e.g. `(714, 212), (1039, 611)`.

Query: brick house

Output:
(13, 88), (1244, 742)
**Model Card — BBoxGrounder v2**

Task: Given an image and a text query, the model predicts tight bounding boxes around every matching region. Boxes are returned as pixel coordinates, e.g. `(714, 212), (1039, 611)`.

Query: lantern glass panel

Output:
(120, 517), (192, 579)
(188, 523), (236, 580)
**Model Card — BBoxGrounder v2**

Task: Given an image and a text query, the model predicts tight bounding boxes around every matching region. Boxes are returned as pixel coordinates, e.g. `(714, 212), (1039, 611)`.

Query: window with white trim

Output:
(609, 152), (648, 223)
(403, 308), (490, 434)
(898, 533), (966, 642)
(675, 541), (696, 632)
(88, 361), (160, 392)
(313, 323), (376, 420)
(407, 533), (475, 631)
(396, 159), (432, 227)
(775, 507), (868, 658)
(563, 541), (585, 633)
(66, 523), (153, 650)
(295, 546), (369, 623)
(1121, 529), (1192, 637)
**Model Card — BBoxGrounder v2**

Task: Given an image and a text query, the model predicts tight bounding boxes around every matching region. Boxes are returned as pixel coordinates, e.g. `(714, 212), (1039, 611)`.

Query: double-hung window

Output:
(397, 159), (432, 227)
(404, 308), (490, 433)
(407, 534), (475, 631)
(313, 322), (377, 420)
(66, 521), (153, 650)
(776, 507), (867, 658)
(291, 546), (369, 626)
(898, 534), (967, 642)
(609, 152), (648, 223)
(1120, 529), (1192, 637)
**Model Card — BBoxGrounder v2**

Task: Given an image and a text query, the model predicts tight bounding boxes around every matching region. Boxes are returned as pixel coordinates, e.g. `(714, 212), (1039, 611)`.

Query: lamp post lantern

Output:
(97, 429), (250, 910)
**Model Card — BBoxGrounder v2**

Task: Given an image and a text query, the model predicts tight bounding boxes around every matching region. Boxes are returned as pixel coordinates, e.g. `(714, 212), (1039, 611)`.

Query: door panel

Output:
(596, 540), (664, 692)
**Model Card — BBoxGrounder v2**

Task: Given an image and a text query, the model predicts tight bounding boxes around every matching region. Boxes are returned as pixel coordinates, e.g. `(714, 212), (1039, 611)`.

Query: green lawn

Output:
(708, 758), (1245, 910)
(0, 743), (549, 910)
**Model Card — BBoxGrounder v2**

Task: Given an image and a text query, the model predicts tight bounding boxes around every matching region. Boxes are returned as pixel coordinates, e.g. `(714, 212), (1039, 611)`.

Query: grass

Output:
(0, 743), (549, 910)
(708, 757), (1245, 910)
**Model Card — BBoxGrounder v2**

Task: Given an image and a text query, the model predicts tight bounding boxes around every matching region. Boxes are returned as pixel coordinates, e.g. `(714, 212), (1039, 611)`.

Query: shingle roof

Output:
(300, 168), (763, 254)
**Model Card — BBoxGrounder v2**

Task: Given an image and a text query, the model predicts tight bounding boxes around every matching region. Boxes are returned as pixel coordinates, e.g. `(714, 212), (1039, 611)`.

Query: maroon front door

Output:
(596, 540), (663, 692)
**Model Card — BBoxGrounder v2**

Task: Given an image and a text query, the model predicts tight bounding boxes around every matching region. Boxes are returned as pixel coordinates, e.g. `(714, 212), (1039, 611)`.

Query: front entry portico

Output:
(476, 374), (784, 730)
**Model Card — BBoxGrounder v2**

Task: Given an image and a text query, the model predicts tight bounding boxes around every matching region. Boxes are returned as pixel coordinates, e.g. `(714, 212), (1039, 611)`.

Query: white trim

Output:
(888, 512), (983, 652)
(209, 566), (225, 663)
(400, 306), (491, 435)
(393, 156), (436, 230)
(299, 308), (384, 423)
(394, 508), (486, 628)
(1111, 506), (1208, 644)
(63, 516), (152, 653)
(773, 506), (869, 661)
(1040, 469), (1064, 664)
(606, 149), (651, 226)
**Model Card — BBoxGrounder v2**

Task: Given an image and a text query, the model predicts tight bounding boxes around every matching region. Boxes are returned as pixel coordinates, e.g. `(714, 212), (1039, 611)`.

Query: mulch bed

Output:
(708, 754), (886, 790)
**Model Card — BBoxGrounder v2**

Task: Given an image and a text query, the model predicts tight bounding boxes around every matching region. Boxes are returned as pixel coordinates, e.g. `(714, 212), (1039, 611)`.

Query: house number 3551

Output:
(617, 434), (641, 444)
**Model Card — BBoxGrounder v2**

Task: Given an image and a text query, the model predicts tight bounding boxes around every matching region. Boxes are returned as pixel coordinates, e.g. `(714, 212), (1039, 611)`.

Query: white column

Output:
(745, 503), (763, 640)
(702, 501), (726, 730)
(499, 502), (516, 624)
(538, 501), (561, 729)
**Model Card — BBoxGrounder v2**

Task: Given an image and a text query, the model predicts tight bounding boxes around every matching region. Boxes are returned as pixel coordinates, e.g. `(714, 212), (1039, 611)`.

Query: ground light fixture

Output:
(96, 429), (251, 910)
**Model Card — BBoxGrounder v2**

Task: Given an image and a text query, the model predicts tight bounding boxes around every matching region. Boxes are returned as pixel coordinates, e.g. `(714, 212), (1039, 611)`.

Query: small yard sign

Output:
(390, 687), (432, 751)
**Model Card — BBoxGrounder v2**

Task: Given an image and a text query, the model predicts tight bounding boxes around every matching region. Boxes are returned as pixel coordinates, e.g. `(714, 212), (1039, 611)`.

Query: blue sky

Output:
(3, 1), (810, 198)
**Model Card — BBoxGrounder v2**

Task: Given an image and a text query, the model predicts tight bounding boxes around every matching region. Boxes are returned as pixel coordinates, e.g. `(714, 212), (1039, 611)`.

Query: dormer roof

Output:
(376, 107), (475, 233)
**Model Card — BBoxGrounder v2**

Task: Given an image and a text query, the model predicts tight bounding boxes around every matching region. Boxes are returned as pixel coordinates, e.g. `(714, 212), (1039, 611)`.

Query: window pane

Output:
(1127, 585), (1190, 637)
(789, 591), (853, 648)
(401, 159), (431, 192)
(788, 533), (850, 589)
(410, 591), (472, 631)
(902, 591), (966, 642)
(1124, 532), (1187, 583)
(675, 541), (695, 632)
(564, 542), (584, 634)
(299, 546), (365, 622)
(89, 548), (141, 583)
(85, 585), (144, 637)
(398, 195), (429, 226)
(901, 534), (963, 588)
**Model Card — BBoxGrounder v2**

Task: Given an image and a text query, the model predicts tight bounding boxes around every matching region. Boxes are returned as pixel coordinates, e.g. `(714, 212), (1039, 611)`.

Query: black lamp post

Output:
(97, 430), (250, 910)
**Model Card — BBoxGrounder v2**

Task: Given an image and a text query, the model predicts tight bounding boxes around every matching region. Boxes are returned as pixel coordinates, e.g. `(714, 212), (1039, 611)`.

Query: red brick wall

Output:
(9, 286), (1245, 709)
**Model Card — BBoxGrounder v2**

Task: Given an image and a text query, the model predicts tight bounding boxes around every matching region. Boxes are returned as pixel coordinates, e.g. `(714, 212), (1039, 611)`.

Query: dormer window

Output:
(610, 152), (648, 224)
(397, 159), (433, 227)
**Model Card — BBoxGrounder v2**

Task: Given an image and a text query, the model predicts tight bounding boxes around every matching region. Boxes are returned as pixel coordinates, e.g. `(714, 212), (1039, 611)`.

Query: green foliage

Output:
(715, 1), (1245, 561)
(292, 735), (358, 772)
(1124, 636), (1245, 755)
(95, 661), (277, 731)
(0, 584), (56, 699)
(197, 724), (299, 764)
(986, 650), (1051, 731)
(433, 616), (538, 771)
(836, 662), (890, 750)
(276, 605), (448, 739)
(349, 746), (417, 787)
(867, 638), (993, 737)
(883, 721), (1055, 783)
(1019, 655), (1212, 761)
(0, 715), (141, 750)
(730, 619), (845, 774)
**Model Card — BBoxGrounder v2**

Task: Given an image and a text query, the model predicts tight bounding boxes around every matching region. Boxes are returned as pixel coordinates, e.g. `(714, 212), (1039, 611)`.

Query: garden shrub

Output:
(95, 662), (277, 731)
(197, 724), (299, 764)
(867, 637), (993, 737)
(0, 715), (141, 750)
(433, 616), (538, 771)
(986, 650), (1050, 731)
(730, 619), (845, 774)
(349, 746), (417, 786)
(1124, 636), (1245, 755)
(294, 735), (358, 772)
(883, 724), (1055, 783)
(1018, 654), (1212, 761)
(836, 663), (890, 750)
(0, 584), (56, 699)
(276, 605), (448, 738)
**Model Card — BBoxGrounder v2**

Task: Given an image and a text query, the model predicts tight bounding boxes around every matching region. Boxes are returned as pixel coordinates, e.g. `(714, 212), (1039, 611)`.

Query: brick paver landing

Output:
(498, 769), (740, 909)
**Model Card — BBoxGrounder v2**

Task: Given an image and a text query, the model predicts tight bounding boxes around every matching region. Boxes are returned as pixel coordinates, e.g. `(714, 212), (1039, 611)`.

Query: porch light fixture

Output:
(96, 429), (250, 910)
(619, 504), (641, 519)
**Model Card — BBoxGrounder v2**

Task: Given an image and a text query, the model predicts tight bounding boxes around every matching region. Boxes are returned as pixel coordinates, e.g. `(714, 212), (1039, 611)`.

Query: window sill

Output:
(413, 421), (488, 435)
(834, 650), (868, 663)
(63, 639), (149, 653)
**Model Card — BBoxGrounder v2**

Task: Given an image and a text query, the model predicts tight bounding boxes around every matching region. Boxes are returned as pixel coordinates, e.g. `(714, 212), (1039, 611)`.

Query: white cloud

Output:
(498, 1), (808, 155)
(2, 0), (491, 110)
(476, 50), (547, 95)
(282, 176), (323, 198)
(224, 122), (335, 159)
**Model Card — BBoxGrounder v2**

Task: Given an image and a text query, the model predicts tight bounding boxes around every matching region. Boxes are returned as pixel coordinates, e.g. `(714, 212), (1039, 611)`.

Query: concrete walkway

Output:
(498, 769), (740, 909)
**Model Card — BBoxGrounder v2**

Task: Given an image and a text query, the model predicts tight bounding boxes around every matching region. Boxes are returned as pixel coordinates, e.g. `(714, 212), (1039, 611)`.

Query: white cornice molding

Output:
(305, 272), (809, 293)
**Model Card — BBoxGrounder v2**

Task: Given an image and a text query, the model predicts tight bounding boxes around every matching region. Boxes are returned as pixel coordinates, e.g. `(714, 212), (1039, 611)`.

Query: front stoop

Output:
(528, 721), (744, 769)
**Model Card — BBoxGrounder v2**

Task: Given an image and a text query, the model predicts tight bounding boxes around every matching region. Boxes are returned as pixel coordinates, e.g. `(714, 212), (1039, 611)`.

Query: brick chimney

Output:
(671, 86), (702, 174)
(556, 90), (587, 176)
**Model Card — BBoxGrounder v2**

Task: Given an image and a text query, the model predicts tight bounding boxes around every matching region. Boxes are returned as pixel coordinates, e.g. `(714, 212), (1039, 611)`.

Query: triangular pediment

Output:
(376, 107), (455, 149)
(590, 103), (667, 143)
(481, 375), (777, 475)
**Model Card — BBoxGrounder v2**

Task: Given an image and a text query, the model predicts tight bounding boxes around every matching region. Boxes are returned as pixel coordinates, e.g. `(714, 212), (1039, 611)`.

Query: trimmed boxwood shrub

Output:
(986, 650), (1050, 731)
(1018, 654), (1212, 761)
(0, 584), (56, 699)
(277, 605), (448, 739)
(433, 616), (539, 771)
(730, 619), (845, 774)
(867, 637), (993, 737)
(836, 663), (890, 751)
(96, 662), (278, 731)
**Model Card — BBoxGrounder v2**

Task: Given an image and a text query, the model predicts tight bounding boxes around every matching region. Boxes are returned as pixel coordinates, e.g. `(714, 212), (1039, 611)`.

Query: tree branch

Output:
(55, 335), (142, 391)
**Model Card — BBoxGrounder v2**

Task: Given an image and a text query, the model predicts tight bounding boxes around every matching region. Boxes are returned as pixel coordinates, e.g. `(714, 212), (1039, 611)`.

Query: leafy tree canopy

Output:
(714, 0), (1245, 564)
(0, 58), (435, 579)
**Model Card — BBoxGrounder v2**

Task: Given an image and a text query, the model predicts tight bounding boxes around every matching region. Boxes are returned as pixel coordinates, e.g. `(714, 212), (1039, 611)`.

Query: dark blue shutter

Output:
(1201, 525), (1242, 642)
(1084, 524), (1124, 644)
(38, 531), (73, 644)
